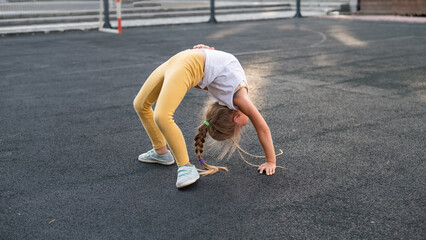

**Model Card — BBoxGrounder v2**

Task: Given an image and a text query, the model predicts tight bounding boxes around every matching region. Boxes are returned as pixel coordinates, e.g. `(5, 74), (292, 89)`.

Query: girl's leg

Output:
(133, 62), (168, 150)
(153, 69), (193, 167)
(154, 54), (204, 167)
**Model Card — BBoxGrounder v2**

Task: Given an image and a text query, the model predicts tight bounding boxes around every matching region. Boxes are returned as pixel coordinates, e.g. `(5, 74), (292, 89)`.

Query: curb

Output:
(321, 15), (426, 24)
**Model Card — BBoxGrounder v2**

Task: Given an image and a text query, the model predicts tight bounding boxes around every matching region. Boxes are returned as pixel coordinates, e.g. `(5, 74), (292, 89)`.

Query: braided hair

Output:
(194, 102), (242, 175)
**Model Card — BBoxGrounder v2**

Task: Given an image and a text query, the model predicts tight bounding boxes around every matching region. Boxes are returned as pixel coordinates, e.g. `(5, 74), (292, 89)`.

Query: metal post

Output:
(103, 0), (112, 28)
(294, 0), (303, 18)
(208, 0), (217, 23)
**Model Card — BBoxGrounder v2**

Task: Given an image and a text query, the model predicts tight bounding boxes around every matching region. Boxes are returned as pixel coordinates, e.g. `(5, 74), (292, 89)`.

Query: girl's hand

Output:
(258, 162), (276, 175)
(193, 44), (214, 50)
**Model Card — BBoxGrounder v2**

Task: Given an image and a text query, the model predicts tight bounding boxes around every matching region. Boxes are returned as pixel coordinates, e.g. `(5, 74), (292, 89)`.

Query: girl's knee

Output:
(133, 97), (149, 114)
(133, 97), (140, 111)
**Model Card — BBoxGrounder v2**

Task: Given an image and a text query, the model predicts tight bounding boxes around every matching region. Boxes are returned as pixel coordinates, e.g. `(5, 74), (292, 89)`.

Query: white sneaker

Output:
(138, 149), (175, 165)
(176, 164), (200, 188)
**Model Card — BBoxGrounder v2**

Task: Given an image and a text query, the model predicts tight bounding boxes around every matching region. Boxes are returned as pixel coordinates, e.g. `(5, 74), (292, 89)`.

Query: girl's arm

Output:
(233, 88), (276, 175)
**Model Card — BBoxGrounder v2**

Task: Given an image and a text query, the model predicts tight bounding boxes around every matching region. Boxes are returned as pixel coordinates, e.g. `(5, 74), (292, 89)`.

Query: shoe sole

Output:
(176, 175), (200, 189)
(138, 157), (175, 165)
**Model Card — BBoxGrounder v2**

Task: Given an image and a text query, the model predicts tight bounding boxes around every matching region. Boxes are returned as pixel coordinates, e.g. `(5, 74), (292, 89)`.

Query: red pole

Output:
(116, 0), (122, 34)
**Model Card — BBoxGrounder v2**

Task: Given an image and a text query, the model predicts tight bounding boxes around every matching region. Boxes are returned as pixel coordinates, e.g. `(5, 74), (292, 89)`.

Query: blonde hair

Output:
(194, 102), (242, 175)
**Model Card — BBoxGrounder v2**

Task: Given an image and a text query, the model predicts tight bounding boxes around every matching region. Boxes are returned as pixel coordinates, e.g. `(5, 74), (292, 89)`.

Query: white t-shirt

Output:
(198, 49), (248, 110)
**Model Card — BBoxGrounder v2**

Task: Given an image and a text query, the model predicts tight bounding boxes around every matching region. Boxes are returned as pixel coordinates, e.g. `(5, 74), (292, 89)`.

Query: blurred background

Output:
(1, 0), (424, 35)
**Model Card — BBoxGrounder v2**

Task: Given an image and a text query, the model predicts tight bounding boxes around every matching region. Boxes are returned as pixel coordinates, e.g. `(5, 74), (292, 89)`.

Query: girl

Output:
(133, 44), (277, 188)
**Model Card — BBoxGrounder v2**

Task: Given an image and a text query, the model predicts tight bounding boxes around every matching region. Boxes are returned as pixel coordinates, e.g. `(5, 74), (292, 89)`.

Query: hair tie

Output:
(199, 158), (205, 164)
(203, 121), (210, 126)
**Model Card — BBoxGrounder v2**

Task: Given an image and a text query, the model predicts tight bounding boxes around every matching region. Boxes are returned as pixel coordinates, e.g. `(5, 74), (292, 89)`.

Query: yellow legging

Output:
(133, 50), (204, 167)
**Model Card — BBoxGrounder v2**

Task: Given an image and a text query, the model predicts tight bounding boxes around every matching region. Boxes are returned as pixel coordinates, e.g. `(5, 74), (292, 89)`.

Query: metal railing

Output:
(208, 0), (335, 23)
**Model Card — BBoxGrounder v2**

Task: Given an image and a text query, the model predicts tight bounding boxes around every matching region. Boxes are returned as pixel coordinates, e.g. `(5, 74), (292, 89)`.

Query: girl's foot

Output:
(138, 149), (175, 165)
(176, 164), (200, 188)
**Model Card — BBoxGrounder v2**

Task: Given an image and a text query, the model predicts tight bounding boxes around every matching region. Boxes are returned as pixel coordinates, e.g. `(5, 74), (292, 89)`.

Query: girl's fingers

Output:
(258, 164), (276, 175)
(193, 44), (214, 50)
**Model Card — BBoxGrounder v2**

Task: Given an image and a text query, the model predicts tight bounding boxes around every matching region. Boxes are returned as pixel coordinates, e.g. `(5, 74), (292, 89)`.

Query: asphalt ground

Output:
(1, 18), (425, 239)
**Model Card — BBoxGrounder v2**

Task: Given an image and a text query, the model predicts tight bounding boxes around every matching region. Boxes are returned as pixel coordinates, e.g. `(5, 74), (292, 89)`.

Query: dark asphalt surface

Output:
(1, 18), (425, 239)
